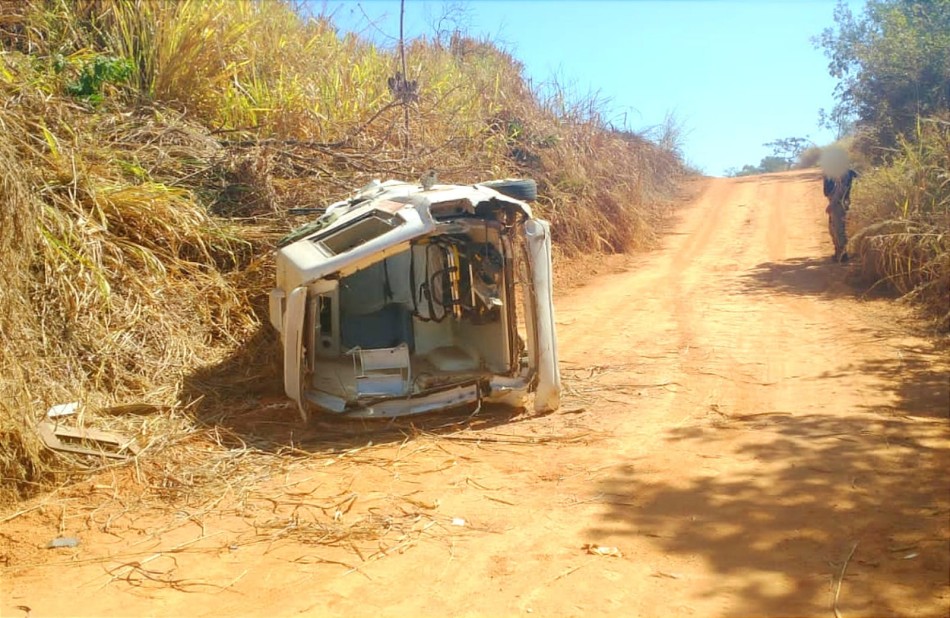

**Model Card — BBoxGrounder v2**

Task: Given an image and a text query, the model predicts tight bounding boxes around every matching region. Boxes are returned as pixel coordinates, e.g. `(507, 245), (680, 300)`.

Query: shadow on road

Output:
(588, 373), (949, 615)
(196, 396), (524, 454)
(822, 346), (949, 420)
(590, 412), (949, 615)
(741, 253), (948, 420)
(588, 253), (949, 614)
(740, 256), (878, 300)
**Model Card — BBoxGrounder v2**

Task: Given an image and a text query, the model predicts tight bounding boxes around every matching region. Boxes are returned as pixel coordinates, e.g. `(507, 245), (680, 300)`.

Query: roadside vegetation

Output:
(815, 0), (949, 328)
(0, 0), (686, 505)
(725, 137), (812, 177)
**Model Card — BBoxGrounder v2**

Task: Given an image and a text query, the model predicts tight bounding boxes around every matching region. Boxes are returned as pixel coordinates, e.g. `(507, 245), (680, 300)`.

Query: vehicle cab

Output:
(269, 178), (560, 420)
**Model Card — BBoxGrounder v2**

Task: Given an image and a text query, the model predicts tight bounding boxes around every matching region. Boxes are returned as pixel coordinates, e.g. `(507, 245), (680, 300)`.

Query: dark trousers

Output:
(827, 201), (848, 261)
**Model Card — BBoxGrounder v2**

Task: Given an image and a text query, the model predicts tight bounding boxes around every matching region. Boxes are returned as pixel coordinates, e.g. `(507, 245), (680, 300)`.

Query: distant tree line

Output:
(725, 137), (811, 177)
(730, 0), (947, 177)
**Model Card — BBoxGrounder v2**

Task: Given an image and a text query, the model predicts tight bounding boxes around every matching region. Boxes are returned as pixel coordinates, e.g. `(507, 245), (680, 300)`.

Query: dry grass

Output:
(0, 63), (266, 504)
(849, 116), (949, 328)
(0, 0), (686, 509)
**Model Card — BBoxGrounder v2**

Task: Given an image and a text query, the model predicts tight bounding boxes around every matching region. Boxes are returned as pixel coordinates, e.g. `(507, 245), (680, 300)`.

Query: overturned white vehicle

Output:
(269, 178), (560, 420)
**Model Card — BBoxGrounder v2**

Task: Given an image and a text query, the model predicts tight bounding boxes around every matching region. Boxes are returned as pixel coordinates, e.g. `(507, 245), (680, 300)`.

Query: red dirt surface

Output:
(2, 170), (948, 617)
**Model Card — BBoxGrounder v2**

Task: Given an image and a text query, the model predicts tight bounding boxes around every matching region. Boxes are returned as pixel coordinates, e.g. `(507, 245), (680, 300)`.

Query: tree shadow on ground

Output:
(817, 349), (950, 420)
(195, 394), (525, 455)
(741, 253), (948, 420)
(180, 324), (530, 454)
(590, 402), (949, 615)
(740, 256), (887, 301)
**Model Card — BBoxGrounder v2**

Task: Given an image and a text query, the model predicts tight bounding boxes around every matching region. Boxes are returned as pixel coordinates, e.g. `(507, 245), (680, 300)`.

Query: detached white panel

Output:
(524, 219), (561, 412)
(283, 286), (308, 419)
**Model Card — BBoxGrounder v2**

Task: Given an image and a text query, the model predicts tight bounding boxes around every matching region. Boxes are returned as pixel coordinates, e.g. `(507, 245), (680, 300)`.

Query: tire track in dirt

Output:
(572, 171), (949, 617)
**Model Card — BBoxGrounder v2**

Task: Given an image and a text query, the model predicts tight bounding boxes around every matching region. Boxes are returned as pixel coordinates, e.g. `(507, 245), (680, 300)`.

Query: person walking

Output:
(823, 169), (858, 262)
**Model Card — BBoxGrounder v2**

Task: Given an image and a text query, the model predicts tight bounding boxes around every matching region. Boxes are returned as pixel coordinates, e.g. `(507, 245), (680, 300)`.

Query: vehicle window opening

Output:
(338, 253), (415, 351)
(313, 211), (401, 255)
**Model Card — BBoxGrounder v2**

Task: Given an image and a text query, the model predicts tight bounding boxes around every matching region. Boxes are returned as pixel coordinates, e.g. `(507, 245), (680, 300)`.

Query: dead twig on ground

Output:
(102, 532), (224, 588)
(833, 541), (859, 618)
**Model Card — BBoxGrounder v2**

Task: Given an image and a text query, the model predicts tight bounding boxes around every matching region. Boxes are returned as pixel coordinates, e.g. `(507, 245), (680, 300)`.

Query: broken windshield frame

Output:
(310, 210), (404, 255)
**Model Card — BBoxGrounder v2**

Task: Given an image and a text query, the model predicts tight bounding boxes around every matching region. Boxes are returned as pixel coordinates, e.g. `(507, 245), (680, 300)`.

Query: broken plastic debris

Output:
(903, 552), (919, 560)
(46, 402), (80, 418)
(47, 537), (79, 549)
(582, 543), (622, 558)
(451, 517), (466, 527)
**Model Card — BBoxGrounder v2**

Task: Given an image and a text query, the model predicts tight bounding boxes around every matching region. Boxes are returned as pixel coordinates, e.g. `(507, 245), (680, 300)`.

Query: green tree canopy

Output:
(726, 156), (790, 177)
(815, 0), (950, 152)
(764, 137), (811, 169)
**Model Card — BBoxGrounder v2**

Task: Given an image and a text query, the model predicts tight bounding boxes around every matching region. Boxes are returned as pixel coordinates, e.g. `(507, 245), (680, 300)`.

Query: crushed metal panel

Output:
(36, 422), (141, 459)
(347, 383), (480, 418)
(524, 219), (561, 412)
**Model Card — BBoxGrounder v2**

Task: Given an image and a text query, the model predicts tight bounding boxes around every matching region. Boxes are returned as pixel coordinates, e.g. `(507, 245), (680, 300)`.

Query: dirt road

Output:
(3, 170), (948, 617)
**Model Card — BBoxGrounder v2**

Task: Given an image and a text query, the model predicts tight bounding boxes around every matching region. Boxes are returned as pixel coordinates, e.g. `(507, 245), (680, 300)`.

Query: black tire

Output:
(480, 178), (537, 202)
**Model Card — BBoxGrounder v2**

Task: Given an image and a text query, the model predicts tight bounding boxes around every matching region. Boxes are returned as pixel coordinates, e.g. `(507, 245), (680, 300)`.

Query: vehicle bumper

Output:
(304, 376), (530, 418)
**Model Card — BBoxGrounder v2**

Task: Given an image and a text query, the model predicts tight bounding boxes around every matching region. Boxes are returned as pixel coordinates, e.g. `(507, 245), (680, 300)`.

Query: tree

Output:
(726, 156), (791, 177)
(763, 137), (810, 170)
(427, 2), (473, 47)
(758, 156), (791, 173)
(814, 0), (950, 153)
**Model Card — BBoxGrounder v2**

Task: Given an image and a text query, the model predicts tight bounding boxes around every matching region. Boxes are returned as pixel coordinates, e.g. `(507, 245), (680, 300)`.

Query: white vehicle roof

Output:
(276, 180), (534, 290)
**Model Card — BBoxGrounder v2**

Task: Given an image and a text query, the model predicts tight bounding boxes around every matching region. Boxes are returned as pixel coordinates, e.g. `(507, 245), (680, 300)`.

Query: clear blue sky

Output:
(315, 0), (864, 176)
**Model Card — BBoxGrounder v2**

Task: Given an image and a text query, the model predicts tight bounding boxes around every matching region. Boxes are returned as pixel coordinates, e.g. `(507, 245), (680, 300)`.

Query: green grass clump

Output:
(63, 53), (133, 103)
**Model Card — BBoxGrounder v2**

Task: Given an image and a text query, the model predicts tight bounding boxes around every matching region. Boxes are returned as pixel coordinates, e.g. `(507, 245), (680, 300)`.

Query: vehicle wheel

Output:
(480, 178), (537, 202)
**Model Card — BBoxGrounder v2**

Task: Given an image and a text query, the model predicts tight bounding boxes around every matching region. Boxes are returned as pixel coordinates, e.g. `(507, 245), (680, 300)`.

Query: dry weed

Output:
(849, 116), (949, 328)
(0, 0), (686, 509)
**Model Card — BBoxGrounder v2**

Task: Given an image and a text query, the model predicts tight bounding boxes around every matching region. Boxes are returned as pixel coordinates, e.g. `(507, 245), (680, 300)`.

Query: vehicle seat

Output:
(341, 303), (414, 352)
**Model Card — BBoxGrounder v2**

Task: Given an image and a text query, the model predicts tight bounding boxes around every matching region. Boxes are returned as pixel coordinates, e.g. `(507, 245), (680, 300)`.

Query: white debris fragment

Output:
(47, 402), (80, 418)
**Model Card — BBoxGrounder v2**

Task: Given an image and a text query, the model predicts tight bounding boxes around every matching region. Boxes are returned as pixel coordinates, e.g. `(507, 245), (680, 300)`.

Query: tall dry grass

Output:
(849, 116), (949, 328)
(0, 55), (266, 503)
(0, 0), (686, 506)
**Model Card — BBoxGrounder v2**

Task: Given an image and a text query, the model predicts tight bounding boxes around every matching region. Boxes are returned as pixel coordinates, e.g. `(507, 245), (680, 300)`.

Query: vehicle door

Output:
(521, 219), (561, 411)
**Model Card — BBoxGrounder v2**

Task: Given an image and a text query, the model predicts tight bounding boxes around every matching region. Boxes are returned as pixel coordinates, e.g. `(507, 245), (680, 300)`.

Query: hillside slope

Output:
(0, 0), (685, 503)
